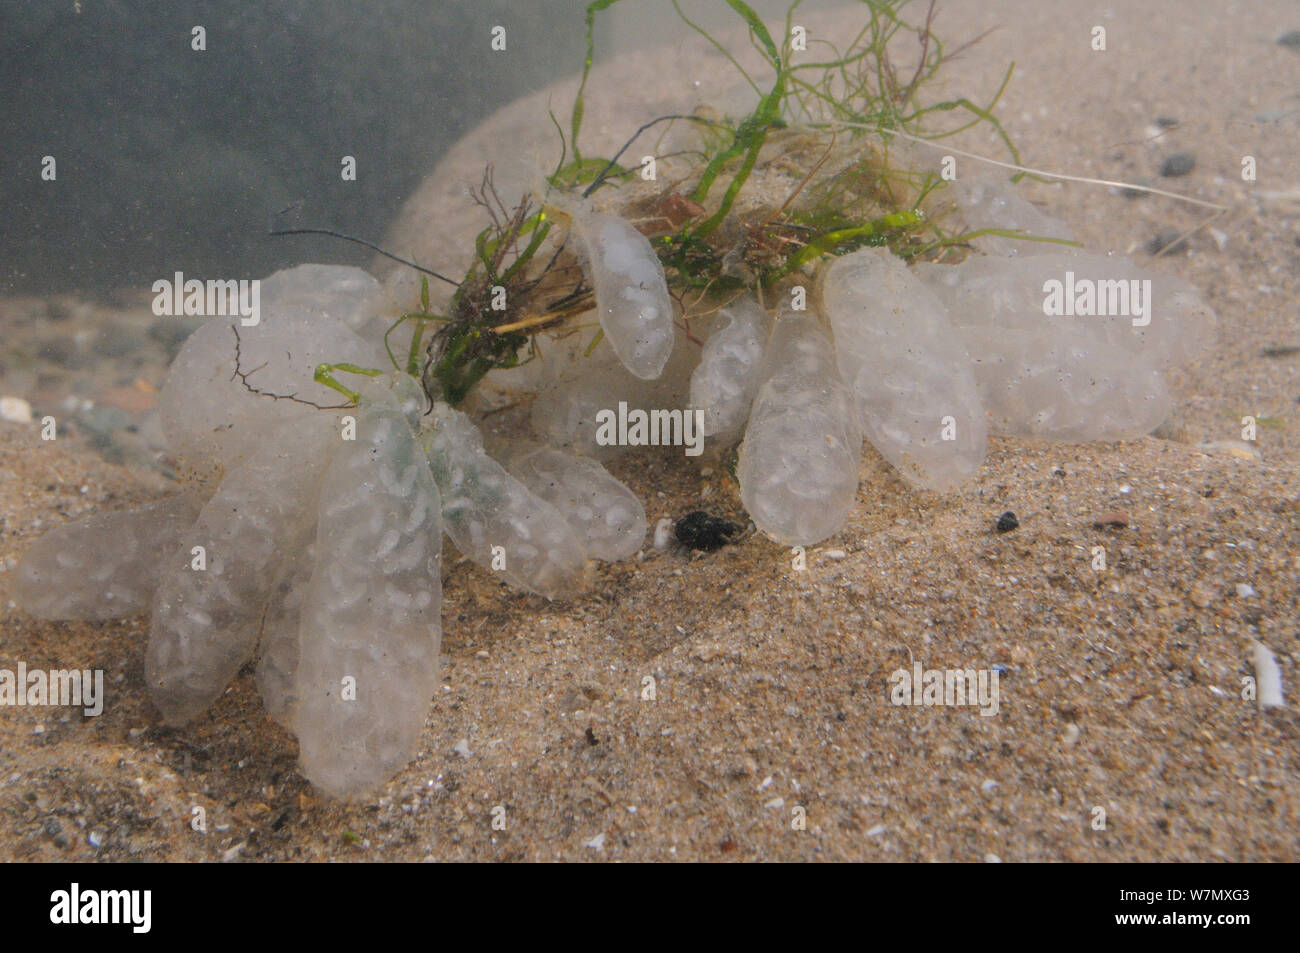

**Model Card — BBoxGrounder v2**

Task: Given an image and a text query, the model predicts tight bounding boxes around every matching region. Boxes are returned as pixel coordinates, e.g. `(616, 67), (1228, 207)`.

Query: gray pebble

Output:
(1160, 152), (1196, 178)
(78, 405), (132, 438)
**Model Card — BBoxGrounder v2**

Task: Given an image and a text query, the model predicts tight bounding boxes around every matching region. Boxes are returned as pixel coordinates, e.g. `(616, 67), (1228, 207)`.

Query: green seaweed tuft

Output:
(381, 0), (1038, 411)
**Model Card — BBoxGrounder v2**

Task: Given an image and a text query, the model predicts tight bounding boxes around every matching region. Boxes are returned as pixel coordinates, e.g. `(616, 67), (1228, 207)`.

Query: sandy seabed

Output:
(0, 0), (1297, 861)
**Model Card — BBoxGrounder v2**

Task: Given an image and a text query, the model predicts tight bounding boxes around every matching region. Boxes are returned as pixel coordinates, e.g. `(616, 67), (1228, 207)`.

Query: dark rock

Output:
(995, 511), (1019, 533)
(1278, 29), (1300, 50)
(77, 406), (133, 461)
(1159, 152), (1196, 177)
(675, 511), (743, 552)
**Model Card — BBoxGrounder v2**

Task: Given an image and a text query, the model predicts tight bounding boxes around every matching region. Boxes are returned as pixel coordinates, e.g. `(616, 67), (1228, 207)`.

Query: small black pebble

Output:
(585, 726), (599, 746)
(1278, 29), (1300, 50)
(1159, 152), (1196, 178)
(995, 511), (1019, 533)
(674, 510), (742, 552)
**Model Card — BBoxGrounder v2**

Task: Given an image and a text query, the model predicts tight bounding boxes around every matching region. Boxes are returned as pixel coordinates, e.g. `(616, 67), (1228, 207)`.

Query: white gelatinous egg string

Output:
(737, 307), (863, 547)
(688, 295), (769, 442)
(11, 188), (1216, 797)
(567, 204), (676, 381)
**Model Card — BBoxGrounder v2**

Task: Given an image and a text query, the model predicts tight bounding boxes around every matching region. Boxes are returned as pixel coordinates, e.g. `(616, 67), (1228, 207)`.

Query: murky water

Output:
(0, 0), (610, 462)
(0, 0), (847, 467)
